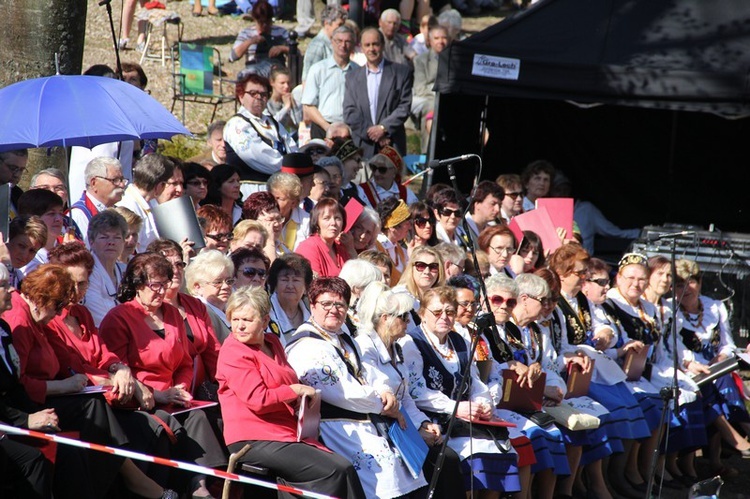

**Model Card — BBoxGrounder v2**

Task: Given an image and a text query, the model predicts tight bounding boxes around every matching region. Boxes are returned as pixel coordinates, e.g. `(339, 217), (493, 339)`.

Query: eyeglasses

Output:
(570, 269), (589, 278)
(587, 277), (610, 287)
(186, 179), (209, 187)
(489, 295), (518, 308)
(505, 191), (524, 200)
(457, 300), (478, 309)
(241, 267), (267, 278)
(370, 165), (392, 175)
(171, 261), (187, 270)
(489, 245), (515, 255)
(414, 261), (440, 272)
(205, 232), (234, 241)
(448, 261), (465, 272)
(95, 175), (129, 186)
(413, 216), (432, 228)
(391, 312), (410, 322)
(316, 300), (347, 311)
(306, 148), (328, 155)
(145, 281), (170, 292)
(427, 308), (457, 318)
(245, 89), (270, 99)
(439, 207), (462, 218)
(207, 278), (236, 288)
(2, 163), (27, 175)
(527, 295), (551, 306)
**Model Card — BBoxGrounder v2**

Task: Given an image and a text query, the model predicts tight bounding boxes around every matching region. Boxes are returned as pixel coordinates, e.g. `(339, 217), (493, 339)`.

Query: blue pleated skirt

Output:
(524, 423), (570, 475)
(588, 382), (651, 440)
(661, 398), (708, 454)
(461, 453), (521, 492)
(560, 422), (620, 467)
(714, 373), (750, 425)
(630, 390), (663, 431)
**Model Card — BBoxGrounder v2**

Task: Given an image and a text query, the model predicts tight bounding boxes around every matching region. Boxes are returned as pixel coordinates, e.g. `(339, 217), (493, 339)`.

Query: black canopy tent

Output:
(430, 0), (750, 233)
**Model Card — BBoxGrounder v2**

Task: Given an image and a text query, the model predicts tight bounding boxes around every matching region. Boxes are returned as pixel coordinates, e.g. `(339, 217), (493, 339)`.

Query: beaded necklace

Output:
(423, 325), (455, 361)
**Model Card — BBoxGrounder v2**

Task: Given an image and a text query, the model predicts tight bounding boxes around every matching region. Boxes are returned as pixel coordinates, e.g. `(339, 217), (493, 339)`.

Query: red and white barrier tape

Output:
(0, 423), (336, 499)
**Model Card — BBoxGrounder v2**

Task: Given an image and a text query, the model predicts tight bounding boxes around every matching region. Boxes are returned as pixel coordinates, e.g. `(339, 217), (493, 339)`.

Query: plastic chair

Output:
(171, 43), (237, 123)
(403, 154), (427, 175)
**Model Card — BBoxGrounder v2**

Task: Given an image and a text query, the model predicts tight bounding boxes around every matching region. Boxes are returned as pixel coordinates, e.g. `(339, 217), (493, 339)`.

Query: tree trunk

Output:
(1, 0), (88, 187)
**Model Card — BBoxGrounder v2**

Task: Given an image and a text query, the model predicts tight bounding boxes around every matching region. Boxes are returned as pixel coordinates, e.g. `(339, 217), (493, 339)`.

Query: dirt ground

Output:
(80, 2), (750, 497)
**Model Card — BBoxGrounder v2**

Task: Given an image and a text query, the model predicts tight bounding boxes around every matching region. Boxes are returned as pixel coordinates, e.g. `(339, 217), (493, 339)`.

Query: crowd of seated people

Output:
(6, 131), (750, 499)
(2, 4), (743, 498)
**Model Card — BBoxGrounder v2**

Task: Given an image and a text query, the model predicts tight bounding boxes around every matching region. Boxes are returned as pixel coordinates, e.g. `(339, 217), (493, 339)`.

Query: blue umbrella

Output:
(0, 75), (190, 152)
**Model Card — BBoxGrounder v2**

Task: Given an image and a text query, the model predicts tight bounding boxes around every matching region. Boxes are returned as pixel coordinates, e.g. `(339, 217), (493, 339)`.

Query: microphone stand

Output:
(99, 0), (123, 79)
(427, 159), (501, 499)
(645, 234), (682, 498)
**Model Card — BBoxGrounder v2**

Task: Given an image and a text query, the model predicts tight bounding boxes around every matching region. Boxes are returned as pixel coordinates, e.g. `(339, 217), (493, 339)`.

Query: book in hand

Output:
(158, 400), (218, 416)
(387, 416), (429, 480)
(497, 369), (546, 412)
(690, 357), (739, 387)
(565, 359), (594, 399)
(297, 390), (321, 442)
(622, 345), (650, 381)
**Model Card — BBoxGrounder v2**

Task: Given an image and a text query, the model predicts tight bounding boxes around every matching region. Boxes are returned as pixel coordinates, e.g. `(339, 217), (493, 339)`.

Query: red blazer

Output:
(46, 304), (120, 380)
(99, 300), (193, 392)
(2, 292), (73, 403)
(216, 333), (327, 451)
(294, 234), (350, 277)
(180, 293), (221, 382)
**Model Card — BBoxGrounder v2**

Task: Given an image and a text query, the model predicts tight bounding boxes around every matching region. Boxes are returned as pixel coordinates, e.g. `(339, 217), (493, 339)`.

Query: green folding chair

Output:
(171, 43), (236, 123)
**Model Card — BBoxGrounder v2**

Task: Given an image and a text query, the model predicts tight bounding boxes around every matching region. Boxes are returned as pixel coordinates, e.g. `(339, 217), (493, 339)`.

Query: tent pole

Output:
(423, 92), (442, 197)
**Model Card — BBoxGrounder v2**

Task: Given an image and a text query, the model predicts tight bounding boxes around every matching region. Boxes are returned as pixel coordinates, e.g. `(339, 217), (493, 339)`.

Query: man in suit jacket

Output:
(343, 27), (413, 159)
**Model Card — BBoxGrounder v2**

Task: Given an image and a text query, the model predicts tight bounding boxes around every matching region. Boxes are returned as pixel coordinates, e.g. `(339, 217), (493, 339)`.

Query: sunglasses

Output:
(505, 191), (524, 200)
(306, 148), (327, 155)
(206, 232), (234, 241)
(570, 269), (589, 278)
(414, 261), (440, 272)
(370, 165), (392, 175)
(527, 295), (551, 306)
(413, 216), (432, 228)
(242, 267), (267, 278)
(427, 308), (457, 318)
(489, 295), (518, 308)
(587, 277), (610, 287)
(245, 89), (270, 99)
(439, 207), (462, 218)
(391, 312), (410, 322)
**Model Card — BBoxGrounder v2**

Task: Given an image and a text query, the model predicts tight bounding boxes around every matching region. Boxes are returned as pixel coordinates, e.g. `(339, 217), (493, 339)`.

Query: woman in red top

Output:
(148, 238), (222, 399)
(1, 264), (178, 499)
(100, 253), (227, 498)
(294, 197), (356, 277)
(216, 286), (365, 498)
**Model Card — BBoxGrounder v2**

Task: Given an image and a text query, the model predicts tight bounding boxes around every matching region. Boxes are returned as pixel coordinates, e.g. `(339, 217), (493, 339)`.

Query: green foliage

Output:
(158, 134), (206, 161)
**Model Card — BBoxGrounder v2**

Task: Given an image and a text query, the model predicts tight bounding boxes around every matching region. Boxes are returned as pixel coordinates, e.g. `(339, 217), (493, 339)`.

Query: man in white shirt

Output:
(116, 154), (175, 253)
(69, 157), (127, 246)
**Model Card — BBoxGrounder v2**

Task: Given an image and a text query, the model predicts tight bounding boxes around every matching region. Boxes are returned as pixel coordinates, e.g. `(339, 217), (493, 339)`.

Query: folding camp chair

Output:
(171, 43), (237, 123)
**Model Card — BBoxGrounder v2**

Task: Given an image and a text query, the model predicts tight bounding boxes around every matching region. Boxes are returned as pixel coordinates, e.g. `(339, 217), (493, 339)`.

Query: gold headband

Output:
(384, 200), (411, 229)
(618, 252), (648, 270)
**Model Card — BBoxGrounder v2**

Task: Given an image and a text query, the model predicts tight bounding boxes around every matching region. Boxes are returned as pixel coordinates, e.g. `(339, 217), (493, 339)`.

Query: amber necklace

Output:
(680, 299), (704, 330)
(617, 288), (657, 333)
(423, 325), (455, 361)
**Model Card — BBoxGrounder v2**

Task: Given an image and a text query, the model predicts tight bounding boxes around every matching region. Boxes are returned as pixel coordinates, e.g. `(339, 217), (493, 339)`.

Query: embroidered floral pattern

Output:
(427, 365), (444, 393)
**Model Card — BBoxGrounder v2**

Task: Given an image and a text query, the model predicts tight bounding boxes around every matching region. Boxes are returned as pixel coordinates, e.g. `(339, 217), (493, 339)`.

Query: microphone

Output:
(427, 154), (473, 169)
(645, 230), (695, 242)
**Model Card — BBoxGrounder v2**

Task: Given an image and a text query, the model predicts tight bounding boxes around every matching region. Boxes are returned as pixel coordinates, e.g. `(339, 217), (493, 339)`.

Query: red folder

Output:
(535, 198), (574, 239)
(508, 207), (562, 254)
(497, 369), (546, 412)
